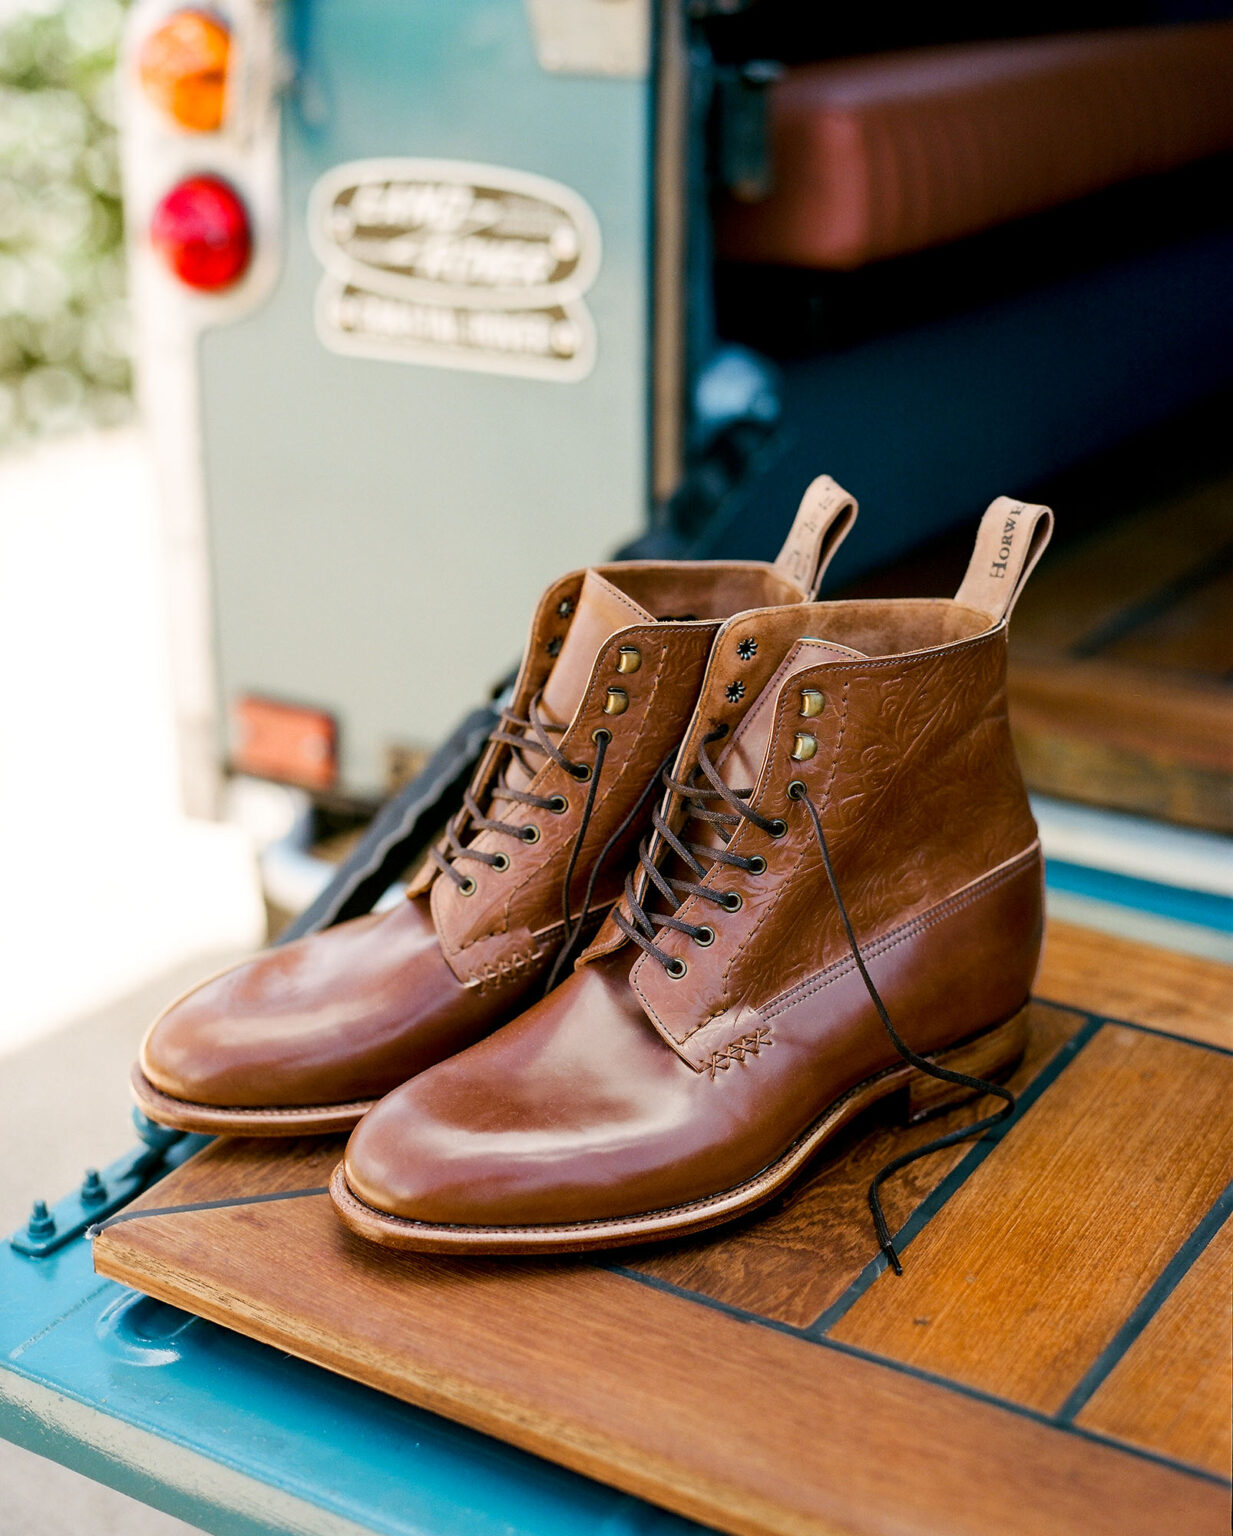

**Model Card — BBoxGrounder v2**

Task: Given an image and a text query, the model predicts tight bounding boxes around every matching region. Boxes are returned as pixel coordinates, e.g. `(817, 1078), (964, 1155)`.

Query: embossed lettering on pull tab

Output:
(955, 496), (1054, 623)
(772, 475), (859, 599)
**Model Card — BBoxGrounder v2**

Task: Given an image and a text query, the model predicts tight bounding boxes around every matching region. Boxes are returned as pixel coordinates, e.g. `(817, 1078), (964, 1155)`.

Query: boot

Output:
(132, 479), (858, 1135)
(332, 496), (1053, 1261)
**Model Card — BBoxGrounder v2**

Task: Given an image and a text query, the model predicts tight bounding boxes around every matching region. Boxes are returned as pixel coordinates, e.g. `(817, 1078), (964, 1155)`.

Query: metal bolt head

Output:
(799, 689), (825, 718)
(790, 732), (818, 761)
(81, 1169), (106, 1205)
(603, 686), (629, 716)
(616, 645), (642, 674)
(27, 1199), (56, 1238)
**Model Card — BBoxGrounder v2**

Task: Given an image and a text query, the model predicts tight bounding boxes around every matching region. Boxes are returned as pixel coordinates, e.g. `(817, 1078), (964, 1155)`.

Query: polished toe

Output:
(140, 899), (514, 1109)
(341, 956), (781, 1228)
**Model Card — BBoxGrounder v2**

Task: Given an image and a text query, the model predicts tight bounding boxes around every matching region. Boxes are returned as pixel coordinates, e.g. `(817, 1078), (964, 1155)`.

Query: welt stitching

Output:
(346, 1046), (913, 1237)
(760, 849), (1038, 1022)
(164, 1099), (374, 1121)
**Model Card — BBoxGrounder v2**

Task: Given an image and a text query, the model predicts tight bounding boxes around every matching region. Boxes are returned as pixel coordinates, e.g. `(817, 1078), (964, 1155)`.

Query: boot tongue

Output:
(542, 570), (654, 724)
(504, 570), (655, 793)
(694, 637), (865, 848)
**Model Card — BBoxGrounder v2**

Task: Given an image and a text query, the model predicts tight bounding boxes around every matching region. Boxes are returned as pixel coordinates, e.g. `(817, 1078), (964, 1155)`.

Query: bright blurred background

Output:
(0, 0), (130, 443)
(0, 16), (258, 1526)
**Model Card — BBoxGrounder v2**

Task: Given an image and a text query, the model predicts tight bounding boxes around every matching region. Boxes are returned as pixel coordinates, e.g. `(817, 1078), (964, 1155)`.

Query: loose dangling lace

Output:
(613, 724), (1016, 1274)
(789, 782), (1016, 1275)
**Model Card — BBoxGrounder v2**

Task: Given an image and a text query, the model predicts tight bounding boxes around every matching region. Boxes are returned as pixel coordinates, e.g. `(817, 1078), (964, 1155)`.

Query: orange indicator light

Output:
(138, 10), (232, 133)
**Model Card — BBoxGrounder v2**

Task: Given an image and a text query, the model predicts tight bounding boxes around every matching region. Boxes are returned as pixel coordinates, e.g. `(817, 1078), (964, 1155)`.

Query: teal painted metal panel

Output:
(1, 1229), (708, 1536)
(198, 0), (653, 795)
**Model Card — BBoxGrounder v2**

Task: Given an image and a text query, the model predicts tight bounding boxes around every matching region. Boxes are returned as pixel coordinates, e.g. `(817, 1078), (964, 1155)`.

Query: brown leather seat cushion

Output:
(718, 24), (1233, 270)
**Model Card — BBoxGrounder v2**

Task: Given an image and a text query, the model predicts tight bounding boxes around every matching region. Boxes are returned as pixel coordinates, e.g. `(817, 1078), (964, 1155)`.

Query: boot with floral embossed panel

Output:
(132, 478), (858, 1136)
(332, 497), (1053, 1261)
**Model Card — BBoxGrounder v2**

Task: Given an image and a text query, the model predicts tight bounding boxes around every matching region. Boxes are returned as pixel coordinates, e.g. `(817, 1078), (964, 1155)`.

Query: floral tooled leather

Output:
(631, 625), (1038, 1066)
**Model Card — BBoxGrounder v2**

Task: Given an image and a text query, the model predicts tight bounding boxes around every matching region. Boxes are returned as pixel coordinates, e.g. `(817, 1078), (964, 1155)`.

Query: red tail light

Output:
(151, 175), (251, 291)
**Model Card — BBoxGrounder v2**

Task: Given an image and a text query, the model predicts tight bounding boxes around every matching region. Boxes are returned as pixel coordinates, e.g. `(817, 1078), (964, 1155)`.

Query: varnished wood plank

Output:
(1076, 1213), (1233, 1477)
(831, 1027), (1233, 1415)
(1008, 477), (1233, 663)
(1008, 659), (1233, 830)
(1039, 920), (1233, 1050)
(634, 1005), (1083, 1326)
(1008, 659), (1232, 776)
(94, 1170), (1223, 1536)
(1103, 562), (1233, 678)
(92, 923), (1232, 1534)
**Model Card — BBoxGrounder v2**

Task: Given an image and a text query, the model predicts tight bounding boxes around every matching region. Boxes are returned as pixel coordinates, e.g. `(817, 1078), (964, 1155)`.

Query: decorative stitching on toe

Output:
(706, 1026), (773, 1079)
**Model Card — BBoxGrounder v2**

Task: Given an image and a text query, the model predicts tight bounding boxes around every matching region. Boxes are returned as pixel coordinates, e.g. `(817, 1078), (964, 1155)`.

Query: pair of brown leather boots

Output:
(134, 477), (1052, 1269)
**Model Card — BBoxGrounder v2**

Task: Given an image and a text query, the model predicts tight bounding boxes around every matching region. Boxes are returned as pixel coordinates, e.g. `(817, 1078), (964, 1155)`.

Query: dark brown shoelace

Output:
(613, 726), (781, 969)
(431, 694), (601, 895)
(616, 724), (1016, 1274)
(432, 695), (658, 995)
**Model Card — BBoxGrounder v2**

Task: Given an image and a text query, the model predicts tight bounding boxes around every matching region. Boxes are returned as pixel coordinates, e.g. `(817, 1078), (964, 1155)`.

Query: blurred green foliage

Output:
(0, 0), (131, 446)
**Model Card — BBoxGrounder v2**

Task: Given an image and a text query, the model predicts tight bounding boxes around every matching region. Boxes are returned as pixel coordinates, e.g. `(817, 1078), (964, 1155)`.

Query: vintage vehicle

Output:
(3, 5), (1230, 1534)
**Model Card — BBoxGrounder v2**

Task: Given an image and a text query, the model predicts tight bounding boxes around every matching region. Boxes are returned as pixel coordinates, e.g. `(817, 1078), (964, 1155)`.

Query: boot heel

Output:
(905, 1006), (1030, 1124)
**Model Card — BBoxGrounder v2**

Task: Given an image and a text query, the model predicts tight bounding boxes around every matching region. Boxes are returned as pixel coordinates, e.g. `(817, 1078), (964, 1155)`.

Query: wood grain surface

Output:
(1076, 1214), (1233, 1477)
(1009, 659), (1233, 829)
(93, 924), (1233, 1536)
(94, 1176), (1223, 1536)
(1103, 562), (1233, 677)
(633, 1004), (1084, 1325)
(830, 1026), (1233, 1412)
(1007, 477), (1233, 662)
(1037, 920), (1233, 1049)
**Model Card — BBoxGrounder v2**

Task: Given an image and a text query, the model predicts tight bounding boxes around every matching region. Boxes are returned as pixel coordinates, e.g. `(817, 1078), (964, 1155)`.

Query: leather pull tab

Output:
(955, 496), (1054, 622)
(772, 475), (859, 599)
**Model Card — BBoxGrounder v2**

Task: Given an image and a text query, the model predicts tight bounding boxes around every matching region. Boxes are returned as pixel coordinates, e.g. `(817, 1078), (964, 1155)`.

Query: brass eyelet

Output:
(747, 855), (767, 875)
(665, 957), (688, 979)
(548, 794), (569, 814)
(616, 645), (642, 674)
(720, 891), (743, 913)
(520, 824), (541, 844)
(491, 853), (510, 872)
(592, 726), (613, 745)
(787, 780), (807, 801)
(458, 876), (477, 897)
(693, 925), (715, 947)
(767, 817), (787, 837)
(572, 762), (592, 782)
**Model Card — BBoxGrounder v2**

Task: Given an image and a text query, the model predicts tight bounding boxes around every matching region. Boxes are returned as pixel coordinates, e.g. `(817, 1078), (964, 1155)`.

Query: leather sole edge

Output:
(130, 1064), (376, 1137)
(328, 1005), (1030, 1254)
